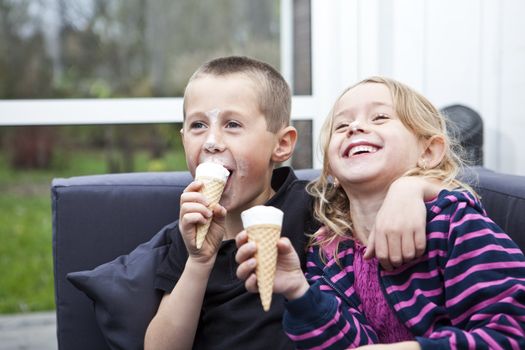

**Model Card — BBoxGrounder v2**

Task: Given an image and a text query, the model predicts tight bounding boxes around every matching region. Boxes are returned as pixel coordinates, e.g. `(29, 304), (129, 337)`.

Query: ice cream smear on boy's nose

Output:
(199, 108), (248, 180)
(203, 108), (221, 151)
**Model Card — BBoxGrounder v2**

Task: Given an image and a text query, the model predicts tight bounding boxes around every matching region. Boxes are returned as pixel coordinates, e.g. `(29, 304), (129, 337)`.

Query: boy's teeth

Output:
(349, 145), (378, 156)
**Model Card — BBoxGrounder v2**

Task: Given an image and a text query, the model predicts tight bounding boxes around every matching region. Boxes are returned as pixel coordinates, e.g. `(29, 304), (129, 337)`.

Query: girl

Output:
(236, 77), (525, 349)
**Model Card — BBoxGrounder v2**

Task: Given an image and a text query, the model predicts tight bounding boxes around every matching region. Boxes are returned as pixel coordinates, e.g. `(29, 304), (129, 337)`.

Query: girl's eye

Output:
(373, 114), (389, 122)
(189, 121), (207, 129)
(334, 123), (349, 132)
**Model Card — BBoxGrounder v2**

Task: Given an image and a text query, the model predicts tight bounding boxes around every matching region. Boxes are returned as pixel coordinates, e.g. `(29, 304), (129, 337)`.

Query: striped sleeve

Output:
(418, 191), (525, 350)
(283, 245), (379, 349)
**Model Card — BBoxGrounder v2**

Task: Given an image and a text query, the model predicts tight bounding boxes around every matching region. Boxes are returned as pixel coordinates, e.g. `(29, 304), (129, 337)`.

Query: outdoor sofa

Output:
(52, 167), (525, 349)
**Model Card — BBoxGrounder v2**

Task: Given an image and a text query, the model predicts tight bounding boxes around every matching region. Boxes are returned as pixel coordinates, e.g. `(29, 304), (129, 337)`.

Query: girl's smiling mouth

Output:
(343, 141), (381, 158)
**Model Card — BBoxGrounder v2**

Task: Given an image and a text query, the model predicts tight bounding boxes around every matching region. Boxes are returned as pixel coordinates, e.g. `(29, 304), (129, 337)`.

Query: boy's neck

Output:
(224, 215), (244, 241)
(223, 186), (277, 240)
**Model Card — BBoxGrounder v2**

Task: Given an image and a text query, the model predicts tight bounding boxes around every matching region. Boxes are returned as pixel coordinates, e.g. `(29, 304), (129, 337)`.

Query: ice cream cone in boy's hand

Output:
(195, 162), (230, 249)
(241, 205), (283, 311)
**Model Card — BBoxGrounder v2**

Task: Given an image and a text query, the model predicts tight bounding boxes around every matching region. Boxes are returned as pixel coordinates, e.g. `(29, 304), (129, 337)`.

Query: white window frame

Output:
(0, 0), (352, 169)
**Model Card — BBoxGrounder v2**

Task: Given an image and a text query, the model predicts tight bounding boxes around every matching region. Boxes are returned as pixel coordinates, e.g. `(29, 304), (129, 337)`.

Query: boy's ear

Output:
(180, 128), (186, 147)
(272, 126), (298, 163)
(418, 135), (446, 169)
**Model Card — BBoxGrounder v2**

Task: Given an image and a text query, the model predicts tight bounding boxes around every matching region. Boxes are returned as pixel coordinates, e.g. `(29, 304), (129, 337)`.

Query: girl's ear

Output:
(272, 126), (298, 163)
(418, 135), (446, 169)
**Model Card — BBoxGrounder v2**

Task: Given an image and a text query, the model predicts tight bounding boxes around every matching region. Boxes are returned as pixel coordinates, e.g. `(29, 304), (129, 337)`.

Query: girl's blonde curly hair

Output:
(307, 76), (476, 253)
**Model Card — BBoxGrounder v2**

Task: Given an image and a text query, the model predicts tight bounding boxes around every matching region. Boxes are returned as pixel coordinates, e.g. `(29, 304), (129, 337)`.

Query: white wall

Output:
(309, 0), (525, 175)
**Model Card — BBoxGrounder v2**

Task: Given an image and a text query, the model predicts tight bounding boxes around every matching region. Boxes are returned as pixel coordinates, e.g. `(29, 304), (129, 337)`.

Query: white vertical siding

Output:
(310, 0), (525, 174)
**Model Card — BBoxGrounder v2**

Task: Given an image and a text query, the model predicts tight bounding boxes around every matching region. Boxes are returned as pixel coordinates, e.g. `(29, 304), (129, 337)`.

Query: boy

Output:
(145, 56), (435, 349)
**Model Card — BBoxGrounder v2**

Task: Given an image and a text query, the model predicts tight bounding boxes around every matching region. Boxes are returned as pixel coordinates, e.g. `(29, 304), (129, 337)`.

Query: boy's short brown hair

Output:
(184, 56), (291, 133)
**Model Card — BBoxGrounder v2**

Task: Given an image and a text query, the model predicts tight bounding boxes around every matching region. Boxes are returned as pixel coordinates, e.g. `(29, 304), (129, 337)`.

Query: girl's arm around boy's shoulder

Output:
(366, 176), (444, 270)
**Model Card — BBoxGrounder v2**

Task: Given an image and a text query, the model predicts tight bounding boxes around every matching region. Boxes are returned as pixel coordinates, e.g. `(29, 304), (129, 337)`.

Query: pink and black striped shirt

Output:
(283, 190), (525, 349)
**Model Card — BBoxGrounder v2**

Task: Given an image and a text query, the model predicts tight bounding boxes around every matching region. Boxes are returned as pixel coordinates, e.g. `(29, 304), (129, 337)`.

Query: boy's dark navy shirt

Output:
(155, 166), (318, 350)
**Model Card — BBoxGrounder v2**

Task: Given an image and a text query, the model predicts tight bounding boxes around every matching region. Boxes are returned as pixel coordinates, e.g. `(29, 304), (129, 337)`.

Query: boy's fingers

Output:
(414, 227), (426, 257)
(180, 202), (212, 219)
(401, 233), (416, 263)
(375, 233), (394, 271)
(183, 180), (203, 193)
(180, 191), (209, 207)
(210, 204), (227, 224)
(387, 233), (403, 268)
(374, 231), (393, 270)
(363, 231), (376, 259)
(180, 212), (208, 230)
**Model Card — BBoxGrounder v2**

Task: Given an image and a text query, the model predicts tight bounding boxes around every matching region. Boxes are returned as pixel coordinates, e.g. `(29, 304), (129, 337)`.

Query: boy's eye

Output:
(225, 120), (241, 128)
(189, 121), (207, 129)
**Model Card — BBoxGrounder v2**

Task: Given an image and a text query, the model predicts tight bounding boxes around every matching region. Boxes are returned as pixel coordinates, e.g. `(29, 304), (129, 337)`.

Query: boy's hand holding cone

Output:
(241, 205), (283, 311)
(195, 162), (230, 249)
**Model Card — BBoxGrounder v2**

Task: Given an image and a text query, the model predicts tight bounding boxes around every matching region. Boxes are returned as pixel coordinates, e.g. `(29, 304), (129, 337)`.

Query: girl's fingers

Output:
(236, 258), (257, 281)
(245, 273), (258, 293)
(235, 241), (256, 264)
(235, 230), (248, 248)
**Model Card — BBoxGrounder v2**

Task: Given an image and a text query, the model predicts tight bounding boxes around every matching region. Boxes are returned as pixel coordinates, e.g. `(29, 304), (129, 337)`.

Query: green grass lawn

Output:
(0, 149), (186, 314)
(0, 194), (53, 313)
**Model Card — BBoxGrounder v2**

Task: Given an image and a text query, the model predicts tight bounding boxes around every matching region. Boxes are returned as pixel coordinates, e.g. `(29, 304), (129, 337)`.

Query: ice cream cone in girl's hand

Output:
(241, 205), (284, 311)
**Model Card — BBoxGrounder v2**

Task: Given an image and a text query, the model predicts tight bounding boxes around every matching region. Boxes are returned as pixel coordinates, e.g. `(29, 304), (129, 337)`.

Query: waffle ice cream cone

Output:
(241, 206), (283, 311)
(195, 162), (229, 249)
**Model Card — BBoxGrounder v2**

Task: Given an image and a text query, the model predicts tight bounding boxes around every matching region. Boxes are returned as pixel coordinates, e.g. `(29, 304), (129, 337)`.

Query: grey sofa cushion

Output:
(52, 171), (192, 350)
(471, 167), (525, 250)
(52, 167), (525, 350)
(67, 224), (172, 350)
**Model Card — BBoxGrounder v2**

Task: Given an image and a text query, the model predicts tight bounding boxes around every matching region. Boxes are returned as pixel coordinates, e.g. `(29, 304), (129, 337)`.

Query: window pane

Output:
(0, 123), (185, 313)
(293, 0), (311, 95)
(291, 119), (312, 168)
(0, 0), (280, 99)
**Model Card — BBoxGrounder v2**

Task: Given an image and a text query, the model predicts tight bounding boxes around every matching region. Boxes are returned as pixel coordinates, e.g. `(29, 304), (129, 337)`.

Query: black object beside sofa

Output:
(51, 167), (525, 350)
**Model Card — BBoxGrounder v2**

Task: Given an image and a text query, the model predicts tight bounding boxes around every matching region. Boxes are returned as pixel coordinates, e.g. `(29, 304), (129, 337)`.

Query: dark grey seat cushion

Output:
(53, 172), (191, 350)
(52, 167), (525, 350)
(470, 167), (525, 249)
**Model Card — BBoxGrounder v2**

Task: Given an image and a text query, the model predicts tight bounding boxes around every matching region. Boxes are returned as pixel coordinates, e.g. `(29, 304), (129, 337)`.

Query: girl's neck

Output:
(343, 186), (388, 246)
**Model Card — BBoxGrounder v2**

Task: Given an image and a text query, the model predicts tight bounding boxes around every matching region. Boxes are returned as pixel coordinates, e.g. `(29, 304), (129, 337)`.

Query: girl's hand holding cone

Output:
(235, 230), (309, 306)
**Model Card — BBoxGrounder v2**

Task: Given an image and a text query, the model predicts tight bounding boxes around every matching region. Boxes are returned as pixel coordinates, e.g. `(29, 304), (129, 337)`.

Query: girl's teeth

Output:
(349, 145), (378, 156)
